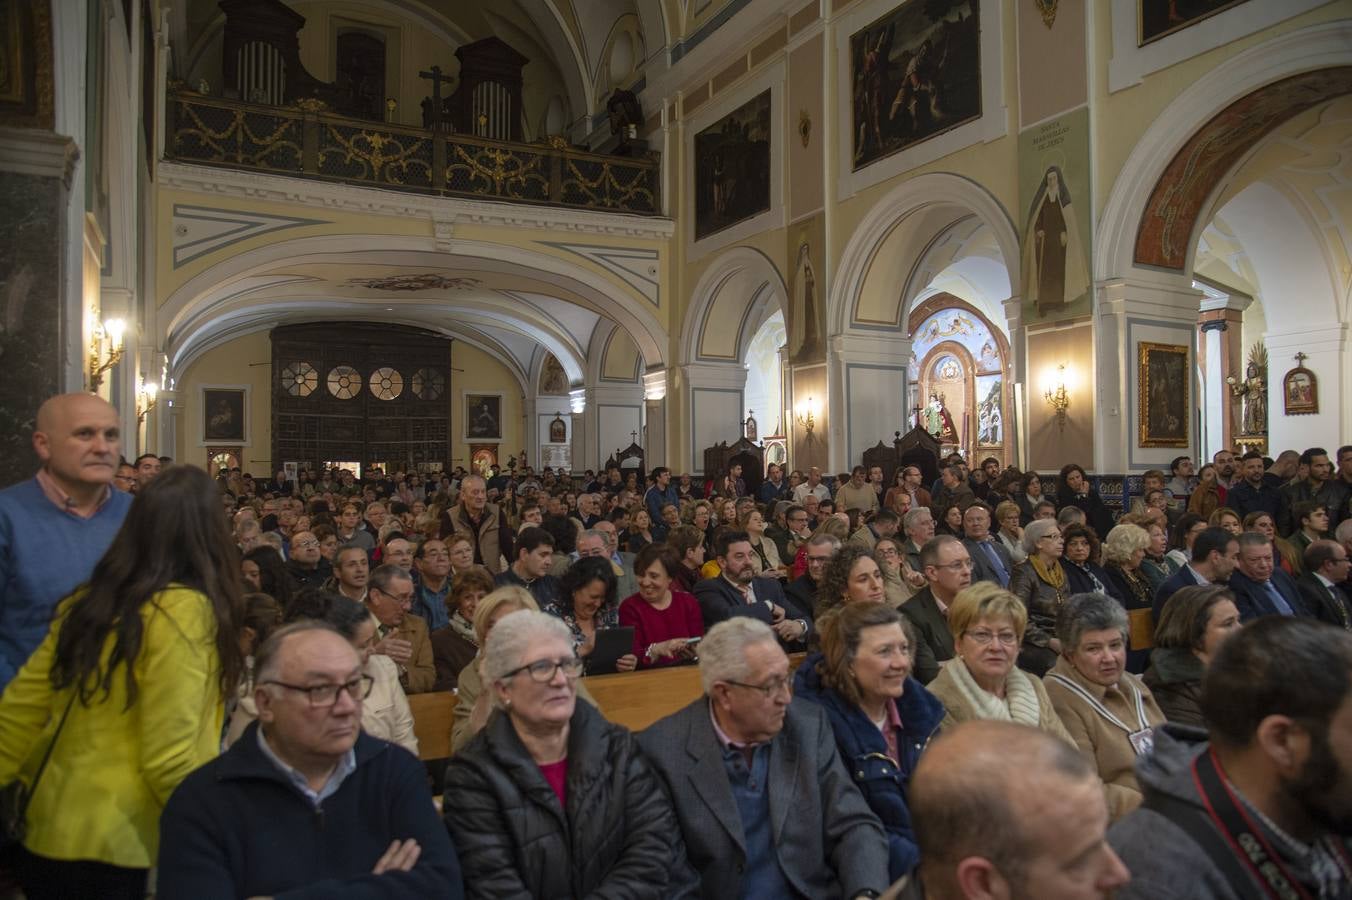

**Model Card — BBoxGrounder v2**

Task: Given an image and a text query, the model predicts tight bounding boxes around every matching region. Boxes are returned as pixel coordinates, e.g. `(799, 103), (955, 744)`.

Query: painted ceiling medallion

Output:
(1034, 0), (1058, 29)
(345, 274), (482, 291)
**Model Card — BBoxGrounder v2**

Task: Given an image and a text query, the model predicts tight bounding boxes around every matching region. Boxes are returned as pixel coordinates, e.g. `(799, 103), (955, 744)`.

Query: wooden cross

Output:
(912, 404), (922, 427)
(1294, 352), (1308, 366)
(630, 430), (639, 444)
(418, 65), (454, 129)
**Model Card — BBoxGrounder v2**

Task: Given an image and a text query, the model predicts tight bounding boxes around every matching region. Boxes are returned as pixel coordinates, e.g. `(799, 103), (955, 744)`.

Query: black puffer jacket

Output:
(443, 699), (697, 900)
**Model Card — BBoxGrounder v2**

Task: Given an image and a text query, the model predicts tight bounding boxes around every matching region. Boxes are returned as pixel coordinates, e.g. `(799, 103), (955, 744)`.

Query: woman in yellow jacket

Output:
(0, 465), (244, 899)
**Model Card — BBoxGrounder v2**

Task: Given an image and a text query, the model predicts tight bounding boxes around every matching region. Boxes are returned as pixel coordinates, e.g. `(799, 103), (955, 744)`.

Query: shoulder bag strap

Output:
(24, 692), (78, 811)
(1141, 790), (1269, 898)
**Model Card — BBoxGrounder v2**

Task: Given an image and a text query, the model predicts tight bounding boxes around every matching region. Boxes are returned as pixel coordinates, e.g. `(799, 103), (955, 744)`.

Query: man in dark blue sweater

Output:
(0, 394), (132, 689)
(158, 623), (463, 899)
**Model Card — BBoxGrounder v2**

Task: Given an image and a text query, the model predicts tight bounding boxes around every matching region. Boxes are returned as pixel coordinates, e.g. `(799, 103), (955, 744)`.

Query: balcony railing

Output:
(166, 91), (661, 216)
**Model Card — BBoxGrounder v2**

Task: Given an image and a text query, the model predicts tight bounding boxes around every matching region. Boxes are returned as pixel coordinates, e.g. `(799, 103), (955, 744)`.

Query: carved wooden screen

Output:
(271, 323), (450, 474)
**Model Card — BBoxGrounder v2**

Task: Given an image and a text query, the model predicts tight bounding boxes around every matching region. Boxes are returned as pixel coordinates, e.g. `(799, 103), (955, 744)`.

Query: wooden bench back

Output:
(408, 691), (455, 761)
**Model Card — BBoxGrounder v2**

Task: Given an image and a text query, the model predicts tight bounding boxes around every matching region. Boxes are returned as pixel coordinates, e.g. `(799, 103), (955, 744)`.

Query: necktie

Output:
(1263, 581), (1293, 616)
(979, 542), (1009, 587)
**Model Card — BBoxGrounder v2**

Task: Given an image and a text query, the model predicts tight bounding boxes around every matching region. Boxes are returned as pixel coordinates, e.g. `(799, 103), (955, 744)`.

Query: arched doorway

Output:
(906, 295), (1011, 465)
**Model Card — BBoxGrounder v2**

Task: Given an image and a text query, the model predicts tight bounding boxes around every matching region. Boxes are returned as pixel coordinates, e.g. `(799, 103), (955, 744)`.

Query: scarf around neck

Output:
(947, 657), (1042, 727)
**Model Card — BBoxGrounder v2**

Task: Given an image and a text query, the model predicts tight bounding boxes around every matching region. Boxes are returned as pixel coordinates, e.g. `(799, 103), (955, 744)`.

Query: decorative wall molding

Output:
(156, 161), (676, 239)
(171, 204), (329, 268)
(537, 241), (661, 306)
(0, 128), (79, 188)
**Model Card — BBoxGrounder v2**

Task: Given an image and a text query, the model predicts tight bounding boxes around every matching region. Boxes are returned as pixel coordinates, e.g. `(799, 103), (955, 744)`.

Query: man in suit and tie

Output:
(694, 530), (812, 649)
(901, 535), (971, 685)
(1227, 532), (1309, 621)
(637, 618), (890, 900)
(961, 502), (1012, 588)
(1152, 526), (1239, 619)
(1297, 540), (1352, 629)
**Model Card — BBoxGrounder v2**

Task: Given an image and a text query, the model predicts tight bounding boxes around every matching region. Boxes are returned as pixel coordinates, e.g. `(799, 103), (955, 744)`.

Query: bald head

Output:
(33, 393), (121, 496)
(911, 721), (1125, 897)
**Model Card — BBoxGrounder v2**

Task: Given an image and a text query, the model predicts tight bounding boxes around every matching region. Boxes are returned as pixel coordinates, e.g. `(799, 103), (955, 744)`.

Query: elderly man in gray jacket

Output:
(637, 618), (889, 900)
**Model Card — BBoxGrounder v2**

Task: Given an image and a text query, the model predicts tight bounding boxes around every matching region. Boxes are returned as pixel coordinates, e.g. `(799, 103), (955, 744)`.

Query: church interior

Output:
(1, 0), (1349, 487)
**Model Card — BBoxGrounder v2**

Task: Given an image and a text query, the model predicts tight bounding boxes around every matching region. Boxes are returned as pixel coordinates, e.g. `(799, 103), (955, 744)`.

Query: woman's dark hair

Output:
(243, 546), (296, 610)
(1019, 470), (1041, 494)
(935, 503), (964, 537)
(1057, 464), (1088, 498)
(51, 465), (245, 706)
(241, 592), (284, 654)
(284, 587), (369, 639)
(634, 542), (682, 581)
(558, 557), (618, 615)
(449, 566), (496, 616)
(817, 545), (879, 613)
(1169, 513), (1206, 552)
(1153, 585), (1235, 652)
(540, 514), (577, 555)
(1060, 522), (1101, 561)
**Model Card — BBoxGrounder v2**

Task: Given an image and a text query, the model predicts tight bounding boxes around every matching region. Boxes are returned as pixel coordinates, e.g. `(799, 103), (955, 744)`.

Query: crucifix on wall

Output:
(418, 64), (455, 129)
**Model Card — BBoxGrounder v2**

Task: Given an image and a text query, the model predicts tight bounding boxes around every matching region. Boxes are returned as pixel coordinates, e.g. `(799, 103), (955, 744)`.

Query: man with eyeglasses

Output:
(286, 530), (331, 589)
(695, 530), (812, 650)
(366, 564), (437, 694)
(902, 536), (972, 684)
(639, 617), (889, 900)
(787, 533), (841, 617)
(158, 622), (465, 898)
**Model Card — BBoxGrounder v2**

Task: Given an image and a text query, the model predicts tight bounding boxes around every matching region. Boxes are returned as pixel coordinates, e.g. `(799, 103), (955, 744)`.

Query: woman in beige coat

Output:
(1044, 592), (1166, 821)
(925, 582), (1075, 743)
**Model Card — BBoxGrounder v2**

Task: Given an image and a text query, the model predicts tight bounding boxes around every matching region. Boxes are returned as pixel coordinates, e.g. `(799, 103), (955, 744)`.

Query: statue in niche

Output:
(1227, 342), (1268, 436)
(789, 241), (822, 364)
(924, 392), (959, 444)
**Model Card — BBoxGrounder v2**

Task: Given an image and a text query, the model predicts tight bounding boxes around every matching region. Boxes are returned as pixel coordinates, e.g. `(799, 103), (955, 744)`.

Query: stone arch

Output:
(159, 233), (670, 380)
(830, 173), (1020, 339)
(679, 246), (789, 367)
(1097, 20), (1352, 279)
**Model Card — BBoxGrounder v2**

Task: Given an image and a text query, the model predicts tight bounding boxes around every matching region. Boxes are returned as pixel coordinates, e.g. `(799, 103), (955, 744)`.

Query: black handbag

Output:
(0, 693), (76, 849)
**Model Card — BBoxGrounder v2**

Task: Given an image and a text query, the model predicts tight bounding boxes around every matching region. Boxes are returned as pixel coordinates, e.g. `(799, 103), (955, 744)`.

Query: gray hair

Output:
(369, 563), (412, 595)
(1055, 592), (1129, 651)
(1102, 524), (1150, 566)
(903, 507), (933, 531)
(577, 528), (608, 547)
(1336, 518), (1352, 545)
(698, 618), (779, 694)
(481, 609), (575, 692)
(1022, 519), (1060, 554)
(1237, 531), (1273, 553)
(806, 533), (842, 552)
(254, 620), (347, 685)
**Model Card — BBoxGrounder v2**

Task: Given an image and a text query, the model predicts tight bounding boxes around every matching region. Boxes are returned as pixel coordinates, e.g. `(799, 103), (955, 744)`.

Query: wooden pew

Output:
(583, 653), (807, 733)
(408, 691), (455, 761)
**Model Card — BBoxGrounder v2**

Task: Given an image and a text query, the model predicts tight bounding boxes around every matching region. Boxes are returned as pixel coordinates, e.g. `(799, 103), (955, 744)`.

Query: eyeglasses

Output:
(263, 674), (374, 708)
(506, 656), (584, 683)
(294, 539), (320, 549)
(875, 546), (900, 557)
(932, 559), (974, 572)
(724, 676), (792, 699)
(964, 630), (1019, 646)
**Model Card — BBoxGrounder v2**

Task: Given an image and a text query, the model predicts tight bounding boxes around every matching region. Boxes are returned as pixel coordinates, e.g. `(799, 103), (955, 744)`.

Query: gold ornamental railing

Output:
(166, 91), (661, 216)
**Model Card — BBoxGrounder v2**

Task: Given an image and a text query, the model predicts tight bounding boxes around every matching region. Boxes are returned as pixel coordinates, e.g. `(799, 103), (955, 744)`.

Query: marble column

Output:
(0, 128), (79, 487)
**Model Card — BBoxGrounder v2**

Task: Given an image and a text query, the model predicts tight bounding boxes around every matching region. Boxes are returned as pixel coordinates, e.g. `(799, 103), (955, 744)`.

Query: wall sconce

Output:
(1044, 364), (1070, 430)
(796, 396), (820, 435)
(88, 318), (126, 390)
(136, 379), (159, 423)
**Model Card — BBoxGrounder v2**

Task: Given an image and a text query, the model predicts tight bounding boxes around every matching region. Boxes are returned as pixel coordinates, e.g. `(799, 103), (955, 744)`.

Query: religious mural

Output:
(787, 214), (827, 365)
(1019, 107), (1092, 323)
(1139, 0), (1249, 46)
(906, 305), (1007, 459)
(538, 353), (568, 395)
(694, 90), (772, 240)
(849, 0), (981, 171)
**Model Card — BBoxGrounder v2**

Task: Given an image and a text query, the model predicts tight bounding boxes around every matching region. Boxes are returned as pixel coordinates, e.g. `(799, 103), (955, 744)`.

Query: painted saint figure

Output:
(1023, 167), (1089, 316)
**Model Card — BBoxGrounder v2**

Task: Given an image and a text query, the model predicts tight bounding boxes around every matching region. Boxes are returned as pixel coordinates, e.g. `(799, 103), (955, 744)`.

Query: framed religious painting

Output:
(694, 89), (772, 240)
(464, 392), (503, 442)
(1139, 0), (1249, 47)
(202, 386), (248, 444)
(1281, 361), (1318, 416)
(1137, 342), (1189, 448)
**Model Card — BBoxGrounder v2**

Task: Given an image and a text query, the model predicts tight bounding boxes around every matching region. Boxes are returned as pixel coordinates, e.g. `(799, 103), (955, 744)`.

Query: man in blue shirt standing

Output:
(0, 393), (133, 688)
(645, 466), (680, 522)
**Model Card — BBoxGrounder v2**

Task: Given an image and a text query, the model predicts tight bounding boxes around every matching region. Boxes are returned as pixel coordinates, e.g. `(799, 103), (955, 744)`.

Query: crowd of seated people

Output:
(0, 392), (1350, 897)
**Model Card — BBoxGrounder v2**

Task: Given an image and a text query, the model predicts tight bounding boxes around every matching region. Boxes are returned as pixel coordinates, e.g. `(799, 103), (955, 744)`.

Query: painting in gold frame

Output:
(1138, 341), (1189, 448)
(1281, 365), (1318, 416)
